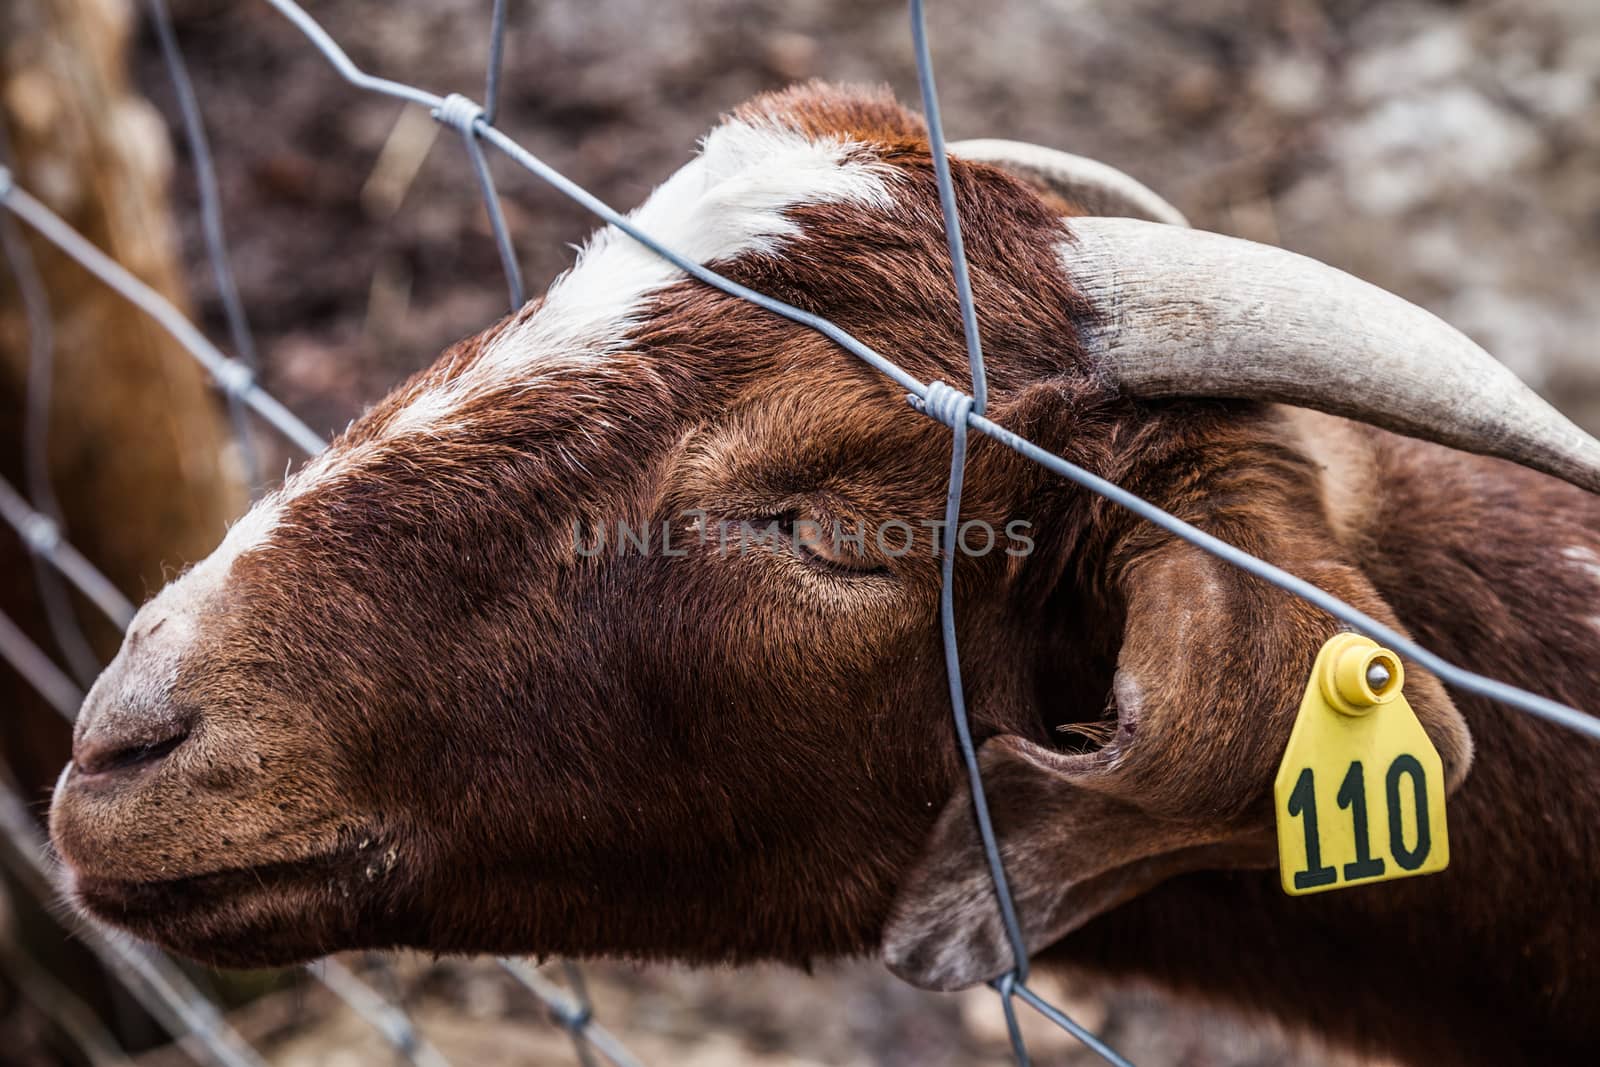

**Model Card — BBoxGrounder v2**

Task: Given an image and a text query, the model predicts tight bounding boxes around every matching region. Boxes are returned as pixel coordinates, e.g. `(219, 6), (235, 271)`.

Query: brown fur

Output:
(47, 84), (1600, 1065)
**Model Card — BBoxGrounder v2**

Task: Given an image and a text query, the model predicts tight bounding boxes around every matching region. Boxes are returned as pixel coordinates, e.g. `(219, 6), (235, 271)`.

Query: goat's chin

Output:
(69, 849), (379, 969)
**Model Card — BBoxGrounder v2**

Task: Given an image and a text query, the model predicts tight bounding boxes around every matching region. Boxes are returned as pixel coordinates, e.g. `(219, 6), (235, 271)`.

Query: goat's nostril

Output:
(74, 725), (192, 778)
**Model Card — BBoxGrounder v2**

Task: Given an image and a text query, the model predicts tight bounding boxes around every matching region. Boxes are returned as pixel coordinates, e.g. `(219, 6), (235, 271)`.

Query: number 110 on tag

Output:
(1274, 634), (1449, 896)
(1284, 756), (1435, 891)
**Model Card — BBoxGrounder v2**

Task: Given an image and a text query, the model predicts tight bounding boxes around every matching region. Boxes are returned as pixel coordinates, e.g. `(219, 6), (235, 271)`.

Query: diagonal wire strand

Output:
(0, 172), (325, 457)
(0, 474), (136, 628)
(498, 959), (646, 1067)
(0, 608), (82, 719)
(315, 959), (453, 1067)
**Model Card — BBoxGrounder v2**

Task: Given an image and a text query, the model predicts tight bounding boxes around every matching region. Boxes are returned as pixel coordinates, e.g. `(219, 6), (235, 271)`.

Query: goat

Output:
(48, 84), (1600, 1066)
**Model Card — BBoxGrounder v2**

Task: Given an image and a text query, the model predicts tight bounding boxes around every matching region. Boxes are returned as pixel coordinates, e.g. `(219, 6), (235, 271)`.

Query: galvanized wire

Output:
(0, 129), (102, 688)
(484, 0), (511, 128)
(908, 1), (1044, 1055)
(498, 959), (646, 1067)
(0, 607), (82, 719)
(0, 2), (1596, 1065)
(315, 959), (453, 1067)
(0, 172), (324, 457)
(0, 473), (136, 629)
(146, 0), (264, 496)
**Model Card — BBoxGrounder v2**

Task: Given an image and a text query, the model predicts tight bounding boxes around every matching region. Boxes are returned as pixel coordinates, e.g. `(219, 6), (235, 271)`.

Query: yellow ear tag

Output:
(1274, 633), (1448, 895)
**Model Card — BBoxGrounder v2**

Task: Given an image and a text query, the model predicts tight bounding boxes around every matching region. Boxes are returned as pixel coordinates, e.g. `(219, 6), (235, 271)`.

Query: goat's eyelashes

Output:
(766, 514), (888, 576)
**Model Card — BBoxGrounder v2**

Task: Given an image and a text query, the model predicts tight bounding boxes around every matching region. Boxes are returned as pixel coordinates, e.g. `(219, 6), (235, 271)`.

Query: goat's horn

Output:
(951, 139), (1189, 228)
(1063, 217), (1600, 494)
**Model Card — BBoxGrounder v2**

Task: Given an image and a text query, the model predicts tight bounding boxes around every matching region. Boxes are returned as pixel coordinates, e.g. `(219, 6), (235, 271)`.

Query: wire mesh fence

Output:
(0, 1), (1597, 1065)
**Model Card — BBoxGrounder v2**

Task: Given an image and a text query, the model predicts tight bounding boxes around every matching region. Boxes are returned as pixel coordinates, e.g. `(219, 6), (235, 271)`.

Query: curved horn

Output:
(1063, 217), (1600, 495)
(951, 138), (1189, 228)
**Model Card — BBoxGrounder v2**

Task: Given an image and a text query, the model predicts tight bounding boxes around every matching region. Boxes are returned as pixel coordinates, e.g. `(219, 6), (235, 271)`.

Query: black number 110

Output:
(1287, 756), (1431, 890)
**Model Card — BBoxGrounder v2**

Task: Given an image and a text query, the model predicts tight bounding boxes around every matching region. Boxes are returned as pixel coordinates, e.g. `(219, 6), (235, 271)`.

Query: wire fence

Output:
(0, 1), (1597, 1065)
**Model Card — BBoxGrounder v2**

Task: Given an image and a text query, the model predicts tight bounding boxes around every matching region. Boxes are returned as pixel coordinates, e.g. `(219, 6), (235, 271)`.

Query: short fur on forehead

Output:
(733, 82), (929, 144)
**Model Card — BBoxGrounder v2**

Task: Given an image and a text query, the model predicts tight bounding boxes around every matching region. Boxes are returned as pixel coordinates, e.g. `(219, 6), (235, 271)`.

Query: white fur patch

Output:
(1561, 546), (1600, 635)
(153, 493), (286, 610)
(1562, 544), (1600, 581)
(385, 119), (898, 435)
(95, 492), (288, 724)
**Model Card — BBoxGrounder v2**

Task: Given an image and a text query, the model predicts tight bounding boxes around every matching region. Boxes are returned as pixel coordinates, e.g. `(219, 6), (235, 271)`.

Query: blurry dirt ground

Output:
(20, 0), (1595, 1063)
(129, 956), (1374, 1067)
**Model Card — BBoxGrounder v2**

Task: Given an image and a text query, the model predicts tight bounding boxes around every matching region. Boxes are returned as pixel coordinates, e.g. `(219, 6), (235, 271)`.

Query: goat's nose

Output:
(70, 611), (196, 781)
(73, 718), (192, 779)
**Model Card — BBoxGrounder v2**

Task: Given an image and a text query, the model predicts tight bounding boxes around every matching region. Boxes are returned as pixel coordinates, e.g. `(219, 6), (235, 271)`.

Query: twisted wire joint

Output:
(432, 93), (487, 137)
(908, 380), (975, 430)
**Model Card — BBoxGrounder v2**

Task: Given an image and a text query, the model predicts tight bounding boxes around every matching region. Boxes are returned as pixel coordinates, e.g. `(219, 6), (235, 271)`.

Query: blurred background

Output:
(1, 0), (1596, 1063)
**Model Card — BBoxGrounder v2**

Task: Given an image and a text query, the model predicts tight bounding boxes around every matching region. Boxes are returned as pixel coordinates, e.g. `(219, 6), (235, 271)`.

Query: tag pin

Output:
(1320, 637), (1404, 716)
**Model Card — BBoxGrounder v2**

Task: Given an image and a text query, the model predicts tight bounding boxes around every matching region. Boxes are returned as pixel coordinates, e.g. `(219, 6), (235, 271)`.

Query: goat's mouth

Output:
(70, 843), (387, 968)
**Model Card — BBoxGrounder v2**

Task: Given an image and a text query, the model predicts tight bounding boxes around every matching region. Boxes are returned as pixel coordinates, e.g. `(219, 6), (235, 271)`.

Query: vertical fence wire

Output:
(0, 129), (102, 688)
(909, 1), (1120, 1060)
(145, 0), (263, 496)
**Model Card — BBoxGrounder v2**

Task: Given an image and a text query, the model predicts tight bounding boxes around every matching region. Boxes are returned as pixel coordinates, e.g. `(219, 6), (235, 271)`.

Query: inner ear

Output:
(1031, 590), (1125, 755)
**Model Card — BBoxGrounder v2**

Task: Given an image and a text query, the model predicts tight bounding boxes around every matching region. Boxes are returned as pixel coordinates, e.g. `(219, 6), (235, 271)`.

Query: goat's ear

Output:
(883, 538), (1474, 991)
(881, 732), (1275, 991)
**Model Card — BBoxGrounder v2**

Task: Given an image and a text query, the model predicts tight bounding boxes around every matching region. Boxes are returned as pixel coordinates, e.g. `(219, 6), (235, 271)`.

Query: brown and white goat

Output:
(48, 85), (1600, 1065)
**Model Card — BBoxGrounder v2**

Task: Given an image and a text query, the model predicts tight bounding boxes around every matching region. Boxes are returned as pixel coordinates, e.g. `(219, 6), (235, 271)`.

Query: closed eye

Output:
(764, 514), (889, 576)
